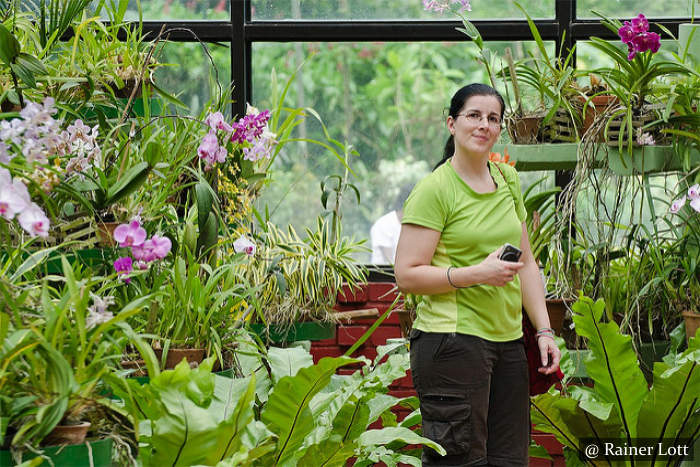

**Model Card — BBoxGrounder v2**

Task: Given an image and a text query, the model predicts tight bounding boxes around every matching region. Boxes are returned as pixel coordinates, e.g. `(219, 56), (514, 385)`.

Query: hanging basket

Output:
(506, 115), (543, 144)
(540, 107), (580, 143)
(604, 104), (667, 147)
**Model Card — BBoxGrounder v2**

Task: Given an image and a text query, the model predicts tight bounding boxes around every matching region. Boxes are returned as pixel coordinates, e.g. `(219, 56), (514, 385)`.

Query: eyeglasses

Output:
(457, 112), (502, 128)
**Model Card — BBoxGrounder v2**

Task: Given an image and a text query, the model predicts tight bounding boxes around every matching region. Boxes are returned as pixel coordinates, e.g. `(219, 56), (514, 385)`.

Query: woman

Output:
(394, 83), (561, 467)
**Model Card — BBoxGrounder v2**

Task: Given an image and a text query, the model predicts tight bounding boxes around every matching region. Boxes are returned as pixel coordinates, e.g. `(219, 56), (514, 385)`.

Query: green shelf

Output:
(249, 321), (336, 344)
(0, 438), (112, 466)
(494, 143), (699, 174)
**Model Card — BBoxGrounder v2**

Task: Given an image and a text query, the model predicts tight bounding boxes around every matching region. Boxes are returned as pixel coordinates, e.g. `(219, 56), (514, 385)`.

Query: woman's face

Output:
(447, 94), (502, 157)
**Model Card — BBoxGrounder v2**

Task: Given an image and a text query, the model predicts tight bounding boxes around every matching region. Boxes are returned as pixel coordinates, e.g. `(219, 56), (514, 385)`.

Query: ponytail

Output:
(433, 135), (454, 171)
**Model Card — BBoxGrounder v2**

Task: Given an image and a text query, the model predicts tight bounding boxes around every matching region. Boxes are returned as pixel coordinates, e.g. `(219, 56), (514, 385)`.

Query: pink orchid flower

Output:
(670, 196), (687, 214)
(17, 202), (50, 237)
(233, 235), (256, 256)
(150, 234), (172, 259)
(205, 112), (234, 132)
(113, 256), (133, 283)
(113, 220), (147, 247)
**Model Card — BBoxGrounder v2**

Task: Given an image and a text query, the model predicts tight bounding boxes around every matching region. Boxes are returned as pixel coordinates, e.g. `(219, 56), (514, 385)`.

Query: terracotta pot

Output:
(0, 100), (21, 113)
(120, 359), (147, 377)
(580, 95), (619, 142)
(545, 298), (573, 336)
(154, 348), (206, 369)
(96, 221), (120, 246)
(682, 311), (700, 343)
(112, 78), (143, 99)
(506, 115), (543, 144)
(43, 421), (91, 446)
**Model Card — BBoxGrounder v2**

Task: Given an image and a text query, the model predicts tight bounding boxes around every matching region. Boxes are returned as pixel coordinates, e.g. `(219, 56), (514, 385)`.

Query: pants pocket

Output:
(421, 394), (472, 455)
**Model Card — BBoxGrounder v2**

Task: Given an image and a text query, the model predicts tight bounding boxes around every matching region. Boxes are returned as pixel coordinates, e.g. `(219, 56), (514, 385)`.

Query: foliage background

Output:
(122, 0), (696, 261)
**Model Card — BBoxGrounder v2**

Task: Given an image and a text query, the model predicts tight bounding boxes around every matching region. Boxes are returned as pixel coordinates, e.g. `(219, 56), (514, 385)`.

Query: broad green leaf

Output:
(0, 25), (20, 65)
(568, 386), (615, 421)
(195, 180), (214, 233)
(637, 358), (700, 441)
(297, 435), (357, 467)
(267, 346), (314, 384)
(261, 356), (361, 465)
(10, 62), (35, 88)
(572, 297), (647, 438)
(357, 426), (446, 456)
(15, 53), (47, 76)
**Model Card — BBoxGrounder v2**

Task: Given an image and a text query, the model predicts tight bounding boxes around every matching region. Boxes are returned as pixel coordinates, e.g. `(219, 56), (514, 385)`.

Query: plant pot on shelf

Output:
(506, 115), (543, 144)
(42, 421), (91, 446)
(96, 221), (120, 246)
(682, 311), (700, 343)
(540, 107), (580, 143)
(580, 95), (619, 142)
(544, 298), (572, 336)
(154, 348), (206, 369)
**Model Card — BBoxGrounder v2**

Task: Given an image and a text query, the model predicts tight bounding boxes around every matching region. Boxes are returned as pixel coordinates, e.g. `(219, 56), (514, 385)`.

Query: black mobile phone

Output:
(498, 243), (522, 262)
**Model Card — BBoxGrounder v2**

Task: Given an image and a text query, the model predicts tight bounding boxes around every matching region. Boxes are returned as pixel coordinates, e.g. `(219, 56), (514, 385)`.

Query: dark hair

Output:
(433, 83), (505, 170)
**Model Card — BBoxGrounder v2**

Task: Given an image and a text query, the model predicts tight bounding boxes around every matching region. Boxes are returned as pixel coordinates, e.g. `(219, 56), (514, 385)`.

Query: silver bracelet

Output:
(446, 266), (462, 289)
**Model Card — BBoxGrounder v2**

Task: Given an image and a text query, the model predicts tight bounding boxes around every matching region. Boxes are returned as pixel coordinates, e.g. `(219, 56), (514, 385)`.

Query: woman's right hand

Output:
(478, 248), (525, 286)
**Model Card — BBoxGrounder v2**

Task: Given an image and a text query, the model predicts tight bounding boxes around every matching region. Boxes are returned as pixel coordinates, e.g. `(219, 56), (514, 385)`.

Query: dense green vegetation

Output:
(128, 0), (696, 259)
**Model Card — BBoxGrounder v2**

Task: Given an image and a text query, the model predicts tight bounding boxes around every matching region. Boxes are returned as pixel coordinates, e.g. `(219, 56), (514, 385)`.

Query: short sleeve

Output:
(401, 175), (448, 232)
(500, 163), (527, 223)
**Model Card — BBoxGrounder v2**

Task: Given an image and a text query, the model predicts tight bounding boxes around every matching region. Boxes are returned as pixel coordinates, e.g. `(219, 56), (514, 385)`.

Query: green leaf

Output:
(357, 426), (446, 456)
(105, 161), (150, 206)
(637, 358), (700, 443)
(261, 356), (361, 465)
(267, 346), (315, 384)
(0, 24), (20, 65)
(10, 62), (36, 88)
(298, 435), (357, 467)
(571, 297), (647, 439)
(196, 180), (214, 233)
(15, 53), (47, 76)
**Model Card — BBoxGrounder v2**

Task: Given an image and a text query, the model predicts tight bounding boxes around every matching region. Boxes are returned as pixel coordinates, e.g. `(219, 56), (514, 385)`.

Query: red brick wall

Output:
(310, 282), (415, 426)
(312, 281), (565, 464)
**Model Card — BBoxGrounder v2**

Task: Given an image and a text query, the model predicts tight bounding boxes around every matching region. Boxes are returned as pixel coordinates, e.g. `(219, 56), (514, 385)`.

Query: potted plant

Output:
(587, 12), (696, 153)
(666, 183), (700, 342)
(0, 256), (151, 464)
(105, 335), (442, 466)
(531, 296), (699, 464)
(236, 216), (367, 342)
(511, 2), (583, 144)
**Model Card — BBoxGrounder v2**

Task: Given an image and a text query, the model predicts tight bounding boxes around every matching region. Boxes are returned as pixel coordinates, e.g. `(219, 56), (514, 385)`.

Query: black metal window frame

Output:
(132, 0), (689, 277)
(134, 0), (688, 118)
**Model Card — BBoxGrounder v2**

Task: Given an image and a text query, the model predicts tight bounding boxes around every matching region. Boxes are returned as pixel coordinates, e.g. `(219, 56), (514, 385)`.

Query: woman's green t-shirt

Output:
(401, 160), (527, 341)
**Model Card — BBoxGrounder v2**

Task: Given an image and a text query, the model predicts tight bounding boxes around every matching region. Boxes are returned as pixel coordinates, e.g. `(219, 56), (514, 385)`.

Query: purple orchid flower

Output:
(113, 220), (147, 247)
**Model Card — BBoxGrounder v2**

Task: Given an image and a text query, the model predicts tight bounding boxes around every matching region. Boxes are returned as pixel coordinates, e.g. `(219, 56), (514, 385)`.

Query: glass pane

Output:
(116, 0), (230, 21)
(252, 0), (554, 21)
(252, 41), (551, 263)
(577, 1), (694, 19)
(153, 42), (230, 114)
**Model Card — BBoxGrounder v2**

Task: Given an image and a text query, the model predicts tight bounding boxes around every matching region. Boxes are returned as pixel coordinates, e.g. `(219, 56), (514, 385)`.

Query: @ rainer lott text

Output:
(580, 439), (694, 460)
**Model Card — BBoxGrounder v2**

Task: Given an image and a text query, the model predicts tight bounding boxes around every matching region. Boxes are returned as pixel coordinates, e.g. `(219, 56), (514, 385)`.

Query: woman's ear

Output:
(446, 115), (455, 135)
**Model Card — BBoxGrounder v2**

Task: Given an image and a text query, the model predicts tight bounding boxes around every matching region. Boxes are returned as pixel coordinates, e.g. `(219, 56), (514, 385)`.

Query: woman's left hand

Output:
(537, 335), (561, 374)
